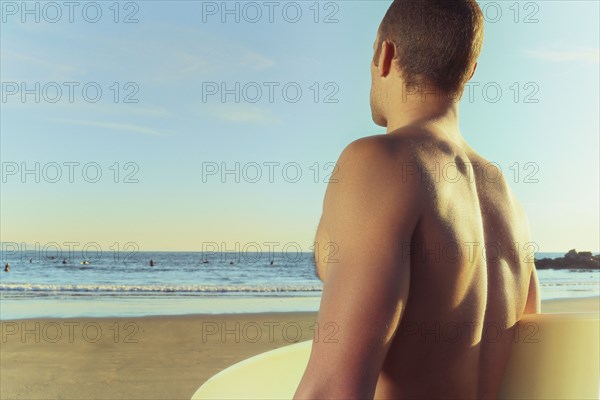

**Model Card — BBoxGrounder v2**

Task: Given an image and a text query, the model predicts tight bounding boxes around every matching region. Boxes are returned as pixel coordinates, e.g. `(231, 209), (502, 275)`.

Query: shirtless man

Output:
(294, 1), (541, 399)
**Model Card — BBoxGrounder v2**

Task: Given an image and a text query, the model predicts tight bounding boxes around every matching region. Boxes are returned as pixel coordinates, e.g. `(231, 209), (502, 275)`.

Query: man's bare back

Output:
(312, 129), (540, 399)
(294, 2), (542, 398)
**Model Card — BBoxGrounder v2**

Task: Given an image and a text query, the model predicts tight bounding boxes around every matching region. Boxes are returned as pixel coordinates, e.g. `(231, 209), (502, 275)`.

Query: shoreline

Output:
(0, 295), (600, 322)
(0, 295), (324, 320)
(1, 297), (598, 400)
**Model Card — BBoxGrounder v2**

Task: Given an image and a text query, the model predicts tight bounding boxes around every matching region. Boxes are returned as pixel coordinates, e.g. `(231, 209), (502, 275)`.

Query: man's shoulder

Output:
(330, 134), (427, 203)
(339, 133), (422, 169)
(339, 133), (445, 182)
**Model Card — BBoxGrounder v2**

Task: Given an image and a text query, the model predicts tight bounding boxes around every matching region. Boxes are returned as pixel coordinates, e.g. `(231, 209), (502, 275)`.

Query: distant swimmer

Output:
(229, 261), (234, 265)
(62, 258), (67, 264)
(29, 258), (33, 263)
(202, 259), (209, 264)
(4, 263), (9, 272)
(150, 259), (155, 267)
(80, 260), (90, 265)
(270, 260), (274, 266)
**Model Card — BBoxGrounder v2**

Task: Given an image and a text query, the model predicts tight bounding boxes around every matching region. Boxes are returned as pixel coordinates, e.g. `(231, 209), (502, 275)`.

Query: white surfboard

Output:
(192, 312), (599, 399)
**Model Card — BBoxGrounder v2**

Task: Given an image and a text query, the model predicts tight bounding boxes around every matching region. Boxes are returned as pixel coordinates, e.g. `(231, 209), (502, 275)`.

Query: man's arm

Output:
(294, 136), (423, 399)
(520, 207), (541, 314)
(524, 266), (541, 314)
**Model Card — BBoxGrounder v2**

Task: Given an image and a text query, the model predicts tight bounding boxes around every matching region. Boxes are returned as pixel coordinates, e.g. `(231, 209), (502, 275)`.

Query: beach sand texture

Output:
(1, 298), (598, 400)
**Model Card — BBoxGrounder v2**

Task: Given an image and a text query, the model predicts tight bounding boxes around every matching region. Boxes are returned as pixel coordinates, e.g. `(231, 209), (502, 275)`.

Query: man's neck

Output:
(384, 93), (464, 145)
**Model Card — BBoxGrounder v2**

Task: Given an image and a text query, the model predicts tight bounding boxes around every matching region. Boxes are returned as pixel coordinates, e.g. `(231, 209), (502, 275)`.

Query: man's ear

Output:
(378, 40), (395, 77)
(468, 62), (478, 80)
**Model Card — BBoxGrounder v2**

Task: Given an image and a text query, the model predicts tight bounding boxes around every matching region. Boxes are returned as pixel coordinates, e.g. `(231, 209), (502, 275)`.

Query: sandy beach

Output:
(1, 297), (598, 400)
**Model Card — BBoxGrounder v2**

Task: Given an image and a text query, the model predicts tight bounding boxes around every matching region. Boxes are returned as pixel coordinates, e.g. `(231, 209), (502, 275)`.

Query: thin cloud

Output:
(9, 51), (78, 73)
(115, 105), (173, 118)
(3, 23), (275, 86)
(1, 100), (173, 120)
(90, 24), (276, 84)
(239, 50), (275, 70)
(1, 48), (82, 81)
(526, 47), (599, 64)
(211, 105), (279, 125)
(53, 118), (165, 136)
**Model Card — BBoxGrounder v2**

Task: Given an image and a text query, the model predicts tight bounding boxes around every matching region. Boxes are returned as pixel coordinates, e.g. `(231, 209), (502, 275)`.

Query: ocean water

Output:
(0, 251), (598, 319)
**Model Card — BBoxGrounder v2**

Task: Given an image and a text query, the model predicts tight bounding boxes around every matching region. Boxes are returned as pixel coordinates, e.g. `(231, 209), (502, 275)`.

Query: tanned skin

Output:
(294, 30), (541, 400)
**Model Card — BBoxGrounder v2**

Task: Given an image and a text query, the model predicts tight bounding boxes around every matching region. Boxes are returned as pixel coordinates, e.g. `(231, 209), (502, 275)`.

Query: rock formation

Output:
(535, 249), (600, 270)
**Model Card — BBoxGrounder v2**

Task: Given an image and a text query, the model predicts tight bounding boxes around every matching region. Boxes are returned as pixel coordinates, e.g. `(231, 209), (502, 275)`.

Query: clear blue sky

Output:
(1, 1), (598, 252)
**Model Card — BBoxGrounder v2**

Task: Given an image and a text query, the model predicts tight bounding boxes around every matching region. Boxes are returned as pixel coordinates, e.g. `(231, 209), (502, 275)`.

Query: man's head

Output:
(370, 0), (484, 127)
